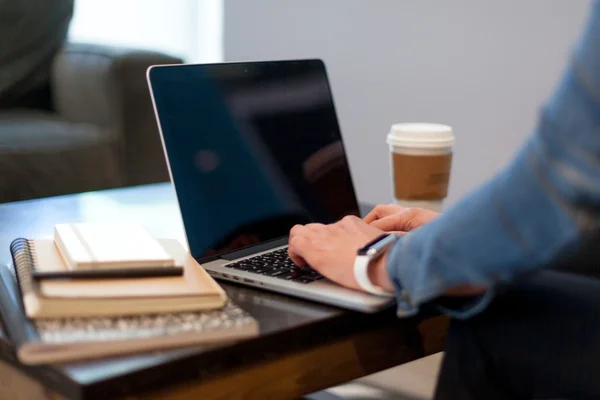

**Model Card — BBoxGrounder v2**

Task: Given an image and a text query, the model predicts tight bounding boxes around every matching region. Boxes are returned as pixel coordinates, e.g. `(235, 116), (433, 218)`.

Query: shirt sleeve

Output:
(386, 0), (600, 319)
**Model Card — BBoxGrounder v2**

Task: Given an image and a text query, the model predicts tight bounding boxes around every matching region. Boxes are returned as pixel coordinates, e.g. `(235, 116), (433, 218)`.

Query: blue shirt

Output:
(387, 0), (600, 319)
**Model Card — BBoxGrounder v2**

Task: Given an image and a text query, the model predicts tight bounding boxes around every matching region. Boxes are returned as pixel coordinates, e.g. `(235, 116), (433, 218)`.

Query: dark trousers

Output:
(434, 271), (600, 399)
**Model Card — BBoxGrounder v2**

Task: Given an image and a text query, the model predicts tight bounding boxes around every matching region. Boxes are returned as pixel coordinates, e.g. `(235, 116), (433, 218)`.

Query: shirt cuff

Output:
(435, 288), (496, 319)
(386, 235), (420, 318)
(386, 233), (495, 319)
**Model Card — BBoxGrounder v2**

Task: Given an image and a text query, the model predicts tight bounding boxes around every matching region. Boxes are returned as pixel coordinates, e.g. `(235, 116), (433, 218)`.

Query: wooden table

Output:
(0, 183), (448, 400)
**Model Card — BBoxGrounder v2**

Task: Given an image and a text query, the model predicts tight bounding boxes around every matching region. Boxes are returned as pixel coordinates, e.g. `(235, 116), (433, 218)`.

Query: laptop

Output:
(147, 59), (393, 312)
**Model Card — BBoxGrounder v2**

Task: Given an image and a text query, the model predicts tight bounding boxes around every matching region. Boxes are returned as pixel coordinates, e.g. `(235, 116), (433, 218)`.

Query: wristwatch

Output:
(353, 234), (398, 297)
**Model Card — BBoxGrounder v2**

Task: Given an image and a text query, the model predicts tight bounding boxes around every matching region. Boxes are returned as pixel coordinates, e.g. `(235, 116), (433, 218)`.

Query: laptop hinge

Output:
(220, 237), (288, 261)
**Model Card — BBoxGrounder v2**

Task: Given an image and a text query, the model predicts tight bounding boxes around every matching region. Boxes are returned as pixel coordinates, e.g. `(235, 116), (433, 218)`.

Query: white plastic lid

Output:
(387, 123), (454, 149)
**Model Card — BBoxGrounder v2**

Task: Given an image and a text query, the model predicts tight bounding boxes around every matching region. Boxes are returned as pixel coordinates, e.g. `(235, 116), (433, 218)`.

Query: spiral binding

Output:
(9, 238), (37, 299)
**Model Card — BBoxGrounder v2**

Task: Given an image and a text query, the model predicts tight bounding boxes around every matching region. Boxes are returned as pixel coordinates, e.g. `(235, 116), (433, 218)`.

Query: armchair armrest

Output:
(51, 42), (182, 186)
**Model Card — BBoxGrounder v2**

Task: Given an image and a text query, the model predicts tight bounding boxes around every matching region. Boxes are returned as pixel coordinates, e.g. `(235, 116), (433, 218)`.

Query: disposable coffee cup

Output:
(386, 123), (454, 212)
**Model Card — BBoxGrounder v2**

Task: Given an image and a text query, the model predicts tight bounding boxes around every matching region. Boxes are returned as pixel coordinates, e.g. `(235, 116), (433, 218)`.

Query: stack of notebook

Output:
(0, 223), (259, 365)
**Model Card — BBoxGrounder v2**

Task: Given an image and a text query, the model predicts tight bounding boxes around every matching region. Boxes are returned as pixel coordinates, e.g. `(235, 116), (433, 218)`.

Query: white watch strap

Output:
(353, 255), (395, 297)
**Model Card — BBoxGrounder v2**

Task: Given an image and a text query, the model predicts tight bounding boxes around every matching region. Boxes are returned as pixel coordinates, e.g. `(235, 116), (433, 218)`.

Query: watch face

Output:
(358, 234), (391, 255)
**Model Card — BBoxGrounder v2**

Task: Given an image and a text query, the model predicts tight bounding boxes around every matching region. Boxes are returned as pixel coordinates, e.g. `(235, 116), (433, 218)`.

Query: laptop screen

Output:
(148, 60), (360, 261)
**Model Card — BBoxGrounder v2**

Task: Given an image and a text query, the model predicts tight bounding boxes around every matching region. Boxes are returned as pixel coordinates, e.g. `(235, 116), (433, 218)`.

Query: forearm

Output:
(386, 140), (588, 316)
(371, 254), (487, 296)
(385, 1), (600, 316)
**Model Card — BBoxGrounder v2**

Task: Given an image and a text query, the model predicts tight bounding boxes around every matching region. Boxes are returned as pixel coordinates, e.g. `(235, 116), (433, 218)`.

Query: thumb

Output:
(370, 214), (406, 232)
(371, 208), (439, 232)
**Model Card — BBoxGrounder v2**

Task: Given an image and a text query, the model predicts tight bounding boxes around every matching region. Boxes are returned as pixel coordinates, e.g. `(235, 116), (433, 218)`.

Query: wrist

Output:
(368, 251), (395, 293)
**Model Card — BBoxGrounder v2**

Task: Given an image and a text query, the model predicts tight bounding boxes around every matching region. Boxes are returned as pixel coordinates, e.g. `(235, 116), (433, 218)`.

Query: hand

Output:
(364, 204), (440, 233)
(288, 216), (394, 292)
(365, 205), (488, 298)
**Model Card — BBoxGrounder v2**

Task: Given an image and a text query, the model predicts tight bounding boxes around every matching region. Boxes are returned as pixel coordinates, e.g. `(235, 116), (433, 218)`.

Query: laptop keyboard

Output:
(223, 248), (324, 284)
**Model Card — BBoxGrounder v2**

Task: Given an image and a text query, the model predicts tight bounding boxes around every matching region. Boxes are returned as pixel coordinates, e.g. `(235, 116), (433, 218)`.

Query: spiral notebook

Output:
(0, 264), (258, 365)
(9, 238), (227, 318)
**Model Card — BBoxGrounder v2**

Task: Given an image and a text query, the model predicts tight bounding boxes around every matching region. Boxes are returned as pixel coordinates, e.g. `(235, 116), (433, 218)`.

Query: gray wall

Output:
(224, 0), (591, 206)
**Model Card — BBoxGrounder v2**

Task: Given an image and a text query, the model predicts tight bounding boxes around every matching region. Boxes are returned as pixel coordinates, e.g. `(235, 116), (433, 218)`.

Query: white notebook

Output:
(54, 223), (175, 270)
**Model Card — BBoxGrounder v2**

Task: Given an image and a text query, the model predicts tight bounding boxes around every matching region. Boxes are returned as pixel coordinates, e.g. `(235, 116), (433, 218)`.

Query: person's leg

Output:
(434, 270), (600, 399)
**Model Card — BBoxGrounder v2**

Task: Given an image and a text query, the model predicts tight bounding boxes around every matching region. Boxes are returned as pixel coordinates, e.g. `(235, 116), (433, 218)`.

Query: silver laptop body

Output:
(147, 60), (393, 313)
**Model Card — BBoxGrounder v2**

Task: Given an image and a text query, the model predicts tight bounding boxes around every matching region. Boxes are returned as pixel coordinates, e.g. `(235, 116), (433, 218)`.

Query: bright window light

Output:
(68, 0), (223, 63)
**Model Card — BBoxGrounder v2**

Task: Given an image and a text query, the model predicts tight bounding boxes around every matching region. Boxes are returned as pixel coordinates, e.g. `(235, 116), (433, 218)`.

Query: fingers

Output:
(397, 208), (440, 231)
(290, 224), (310, 238)
(371, 215), (403, 232)
(288, 235), (320, 267)
(339, 215), (364, 232)
(369, 208), (441, 232)
(363, 204), (405, 224)
(305, 223), (326, 232)
(340, 215), (361, 225)
(288, 224), (323, 267)
(379, 208), (419, 232)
